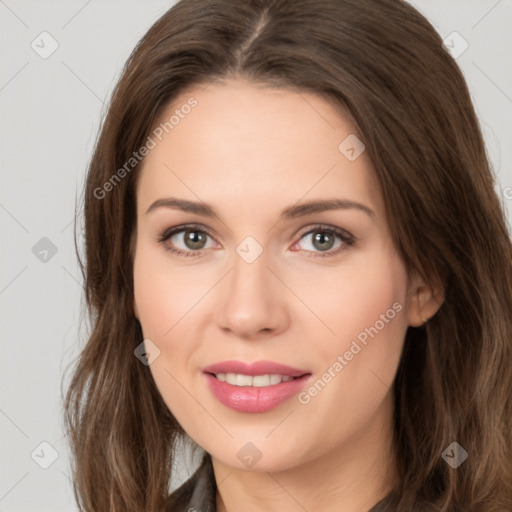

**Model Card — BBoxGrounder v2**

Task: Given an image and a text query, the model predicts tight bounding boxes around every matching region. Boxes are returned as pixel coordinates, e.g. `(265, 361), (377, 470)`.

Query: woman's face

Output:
(133, 79), (431, 472)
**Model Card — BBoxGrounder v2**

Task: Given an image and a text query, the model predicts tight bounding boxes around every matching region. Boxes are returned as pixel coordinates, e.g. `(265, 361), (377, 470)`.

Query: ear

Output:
(406, 268), (445, 327)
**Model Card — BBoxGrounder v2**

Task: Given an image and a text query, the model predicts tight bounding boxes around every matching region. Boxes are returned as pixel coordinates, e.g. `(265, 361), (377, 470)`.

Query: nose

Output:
(214, 248), (290, 340)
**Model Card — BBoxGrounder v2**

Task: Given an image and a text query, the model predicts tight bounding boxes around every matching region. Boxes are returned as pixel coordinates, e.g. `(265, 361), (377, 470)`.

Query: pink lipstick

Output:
(203, 360), (312, 413)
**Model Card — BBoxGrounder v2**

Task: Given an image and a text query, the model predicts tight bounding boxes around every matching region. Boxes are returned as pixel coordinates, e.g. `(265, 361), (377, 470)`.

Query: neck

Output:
(213, 390), (398, 512)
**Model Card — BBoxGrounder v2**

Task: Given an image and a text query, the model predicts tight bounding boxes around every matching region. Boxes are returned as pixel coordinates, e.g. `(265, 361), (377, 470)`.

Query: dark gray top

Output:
(165, 453), (438, 511)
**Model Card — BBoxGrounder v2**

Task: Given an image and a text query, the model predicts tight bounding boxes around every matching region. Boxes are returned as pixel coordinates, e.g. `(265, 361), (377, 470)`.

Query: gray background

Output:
(1, 1), (511, 510)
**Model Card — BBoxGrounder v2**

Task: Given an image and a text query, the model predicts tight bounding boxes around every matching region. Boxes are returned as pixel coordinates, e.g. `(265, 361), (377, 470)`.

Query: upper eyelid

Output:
(159, 223), (217, 243)
(159, 223), (353, 246)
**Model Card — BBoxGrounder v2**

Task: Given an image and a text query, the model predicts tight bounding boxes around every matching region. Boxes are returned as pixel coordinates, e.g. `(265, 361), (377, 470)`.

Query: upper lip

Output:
(203, 360), (311, 377)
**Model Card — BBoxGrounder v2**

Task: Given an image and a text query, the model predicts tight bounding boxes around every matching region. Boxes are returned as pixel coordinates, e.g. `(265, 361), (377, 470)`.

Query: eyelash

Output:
(156, 223), (356, 259)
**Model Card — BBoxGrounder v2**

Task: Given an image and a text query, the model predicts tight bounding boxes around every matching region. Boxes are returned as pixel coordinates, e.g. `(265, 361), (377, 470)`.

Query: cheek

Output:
(133, 247), (204, 416)
(133, 245), (218, 395)
(344, 261), (407, 386)
(292, 253), (408, 450)
(291, 247), (409, 361)
(133, 246), (205, 340)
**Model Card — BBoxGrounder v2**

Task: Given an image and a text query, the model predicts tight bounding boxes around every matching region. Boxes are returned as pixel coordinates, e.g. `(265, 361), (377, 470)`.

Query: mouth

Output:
(202, 362), (313, 413)
(205, 372), (308, 387)
(202, 359), (310, 379)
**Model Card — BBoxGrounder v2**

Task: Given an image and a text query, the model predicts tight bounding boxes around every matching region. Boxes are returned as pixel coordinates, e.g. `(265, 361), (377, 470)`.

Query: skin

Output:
(132, 79), (444, 512)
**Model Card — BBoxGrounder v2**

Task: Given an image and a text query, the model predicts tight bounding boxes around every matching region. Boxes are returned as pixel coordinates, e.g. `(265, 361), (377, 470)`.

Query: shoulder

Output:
(165, 453), (217, 512)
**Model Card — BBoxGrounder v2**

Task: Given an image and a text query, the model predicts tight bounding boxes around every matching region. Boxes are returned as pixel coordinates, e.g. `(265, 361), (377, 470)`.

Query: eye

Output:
(291, 225), (355, 258)
(157, 223), (356, 259)
(157, 224), (216, 257)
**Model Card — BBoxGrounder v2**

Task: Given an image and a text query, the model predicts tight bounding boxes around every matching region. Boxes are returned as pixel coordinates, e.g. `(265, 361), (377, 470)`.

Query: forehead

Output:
(136, 80), (383, 220)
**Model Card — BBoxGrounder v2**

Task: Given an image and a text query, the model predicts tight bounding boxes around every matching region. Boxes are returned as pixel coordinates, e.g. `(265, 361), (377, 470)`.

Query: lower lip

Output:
(204, 373), (311, 413)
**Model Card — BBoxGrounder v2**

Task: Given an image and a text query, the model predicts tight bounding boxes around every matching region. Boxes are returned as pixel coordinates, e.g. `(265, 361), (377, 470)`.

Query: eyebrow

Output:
(146, 197), (375, 220)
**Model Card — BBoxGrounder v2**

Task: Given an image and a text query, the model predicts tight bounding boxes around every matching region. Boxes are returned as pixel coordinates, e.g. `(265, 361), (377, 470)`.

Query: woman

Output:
(64, 0), (512, 511)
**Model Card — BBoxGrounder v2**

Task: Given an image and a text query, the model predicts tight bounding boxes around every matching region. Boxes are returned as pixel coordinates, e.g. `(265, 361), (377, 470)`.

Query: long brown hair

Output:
(63, 0), (512, 510)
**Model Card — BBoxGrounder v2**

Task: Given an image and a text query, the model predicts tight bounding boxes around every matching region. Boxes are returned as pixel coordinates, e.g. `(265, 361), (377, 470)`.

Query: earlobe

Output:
(406, 271), (445, 327)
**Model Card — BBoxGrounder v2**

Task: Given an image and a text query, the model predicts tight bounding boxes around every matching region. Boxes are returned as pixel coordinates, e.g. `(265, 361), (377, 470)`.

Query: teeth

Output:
(216, 373), (294, 387)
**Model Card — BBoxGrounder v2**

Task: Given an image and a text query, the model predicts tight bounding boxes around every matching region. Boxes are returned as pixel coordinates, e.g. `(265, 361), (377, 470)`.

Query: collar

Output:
(165, 452), (436, 511)
(166, 452), (217, 512)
